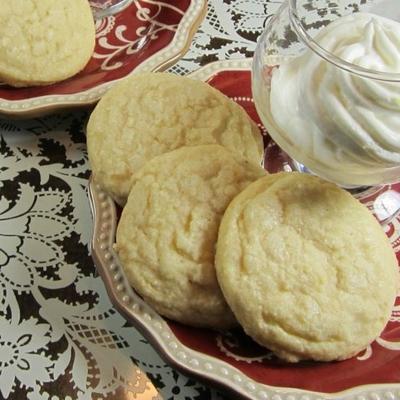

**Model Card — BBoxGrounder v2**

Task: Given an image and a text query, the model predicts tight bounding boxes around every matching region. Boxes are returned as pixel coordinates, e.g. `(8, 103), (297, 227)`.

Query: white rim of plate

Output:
(0, 0), (207, 115)
(89, 58), (400, 400)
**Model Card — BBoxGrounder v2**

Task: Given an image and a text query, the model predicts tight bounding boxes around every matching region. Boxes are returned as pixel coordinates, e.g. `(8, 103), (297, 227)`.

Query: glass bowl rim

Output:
(289, 0), (400, 82)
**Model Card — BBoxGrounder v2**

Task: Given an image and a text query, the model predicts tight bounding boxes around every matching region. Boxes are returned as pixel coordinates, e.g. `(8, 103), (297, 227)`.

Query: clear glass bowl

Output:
(89, 0), (133, 18)
(252, 0), (400, 188)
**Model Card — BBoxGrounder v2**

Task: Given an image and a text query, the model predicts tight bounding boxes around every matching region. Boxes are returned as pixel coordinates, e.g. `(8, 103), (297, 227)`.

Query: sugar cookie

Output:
(115, 145), (266, 329)
(0, 0), (95, 87)
(216, 172), (398, 361)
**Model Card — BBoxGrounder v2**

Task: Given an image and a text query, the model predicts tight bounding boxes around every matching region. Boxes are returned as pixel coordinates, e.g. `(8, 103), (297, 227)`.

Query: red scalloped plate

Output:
(89, 59), (400, 400)
(172, 60), (400, 394)
(0, 0), (206, 116)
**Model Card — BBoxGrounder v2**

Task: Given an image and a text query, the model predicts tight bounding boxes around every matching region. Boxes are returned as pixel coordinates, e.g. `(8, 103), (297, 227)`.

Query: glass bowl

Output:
(89, 0), (133, 18)
(252, 0), (400, 189)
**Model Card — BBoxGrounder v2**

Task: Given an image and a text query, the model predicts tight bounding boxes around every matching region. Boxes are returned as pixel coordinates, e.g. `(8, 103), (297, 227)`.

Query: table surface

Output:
(0, 1), (283, 399)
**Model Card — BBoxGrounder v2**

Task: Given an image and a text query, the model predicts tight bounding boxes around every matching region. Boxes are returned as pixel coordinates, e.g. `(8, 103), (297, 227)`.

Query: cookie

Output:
(0, 0), (95, 87)
(87, 72), (264, 205)
(216, 172), (398, 362)
(114, 145), (266, 329)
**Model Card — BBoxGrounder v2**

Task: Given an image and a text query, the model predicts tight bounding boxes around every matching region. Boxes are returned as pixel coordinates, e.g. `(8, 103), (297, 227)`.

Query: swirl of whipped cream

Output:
(269, 12), (400, 184)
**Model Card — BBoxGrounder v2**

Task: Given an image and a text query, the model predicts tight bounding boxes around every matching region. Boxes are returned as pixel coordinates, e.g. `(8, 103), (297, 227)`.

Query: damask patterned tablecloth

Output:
(0, 1), (280, 399)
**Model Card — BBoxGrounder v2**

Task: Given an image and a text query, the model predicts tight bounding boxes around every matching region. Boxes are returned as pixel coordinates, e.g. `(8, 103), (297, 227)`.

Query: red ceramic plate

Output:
(89, 59), (400, 400)
(0, 0), (206, 116)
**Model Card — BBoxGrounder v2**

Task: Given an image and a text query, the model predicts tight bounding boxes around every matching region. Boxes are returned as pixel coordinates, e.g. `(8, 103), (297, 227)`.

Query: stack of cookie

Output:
(0, 0), (95, 87)
(87, 72), (398, 363)
(87, 72), (266, 329)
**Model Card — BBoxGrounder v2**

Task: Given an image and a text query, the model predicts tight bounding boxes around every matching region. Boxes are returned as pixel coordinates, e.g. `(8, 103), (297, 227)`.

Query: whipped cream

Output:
(267, 12), (400, 185)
